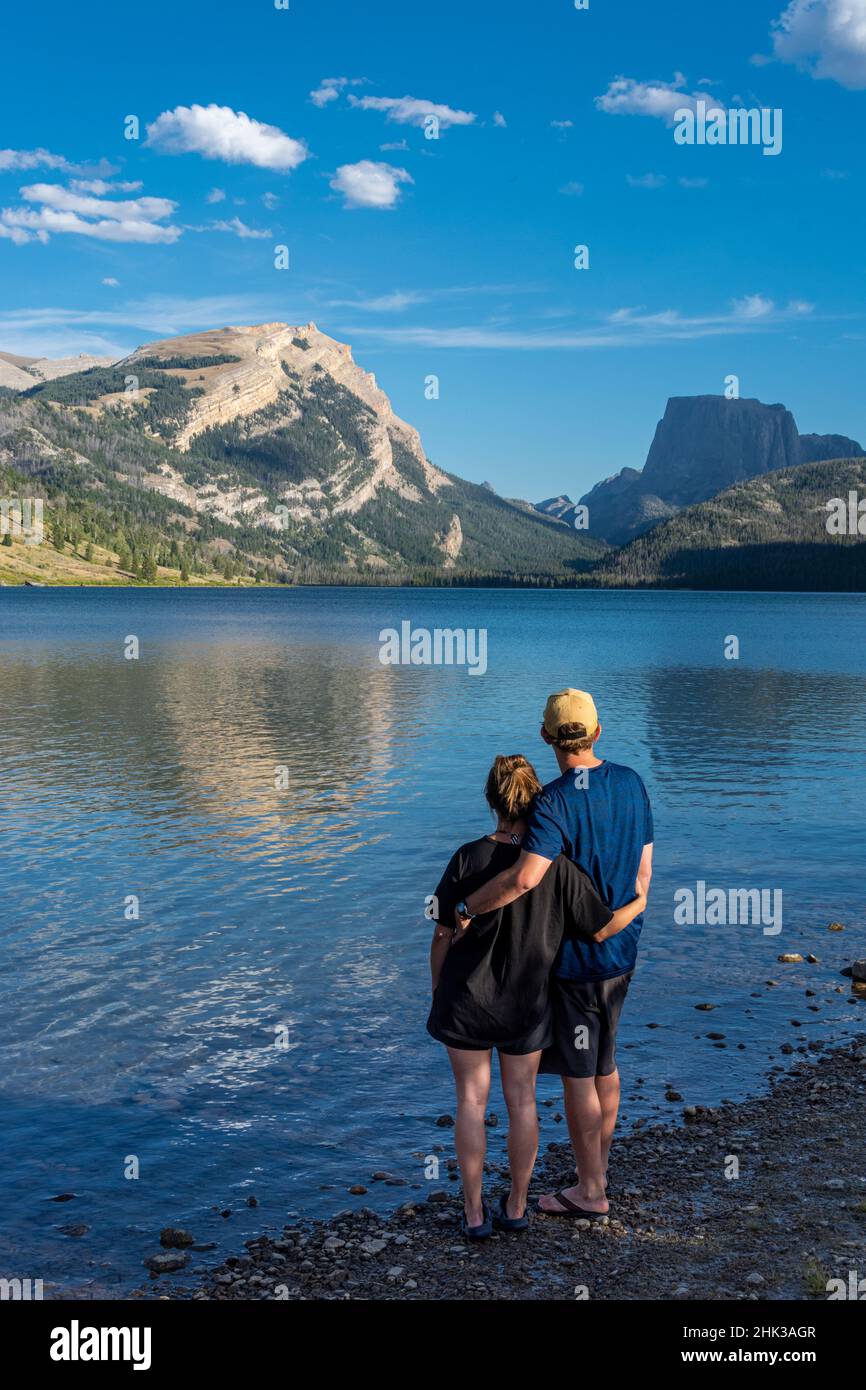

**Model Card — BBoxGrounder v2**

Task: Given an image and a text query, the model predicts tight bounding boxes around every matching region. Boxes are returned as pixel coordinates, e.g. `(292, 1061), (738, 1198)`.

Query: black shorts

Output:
(539, 971), (633, 1079)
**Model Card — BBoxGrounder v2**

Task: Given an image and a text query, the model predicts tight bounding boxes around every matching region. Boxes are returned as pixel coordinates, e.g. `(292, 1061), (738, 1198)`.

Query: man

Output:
(455, 688), (653, 1218)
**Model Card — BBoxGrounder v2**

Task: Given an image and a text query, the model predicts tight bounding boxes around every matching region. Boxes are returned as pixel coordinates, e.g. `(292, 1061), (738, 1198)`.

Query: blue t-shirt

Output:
(523, 760), (654, 982)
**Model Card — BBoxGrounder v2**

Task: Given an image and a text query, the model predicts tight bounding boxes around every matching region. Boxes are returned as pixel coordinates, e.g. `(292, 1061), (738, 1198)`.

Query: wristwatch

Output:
(456, 900), (476, 920)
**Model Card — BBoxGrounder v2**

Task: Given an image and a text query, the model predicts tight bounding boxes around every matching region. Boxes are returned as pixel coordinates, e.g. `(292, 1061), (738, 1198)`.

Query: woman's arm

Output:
(594, 886), (647, 942)
(430, 924), (453, 992)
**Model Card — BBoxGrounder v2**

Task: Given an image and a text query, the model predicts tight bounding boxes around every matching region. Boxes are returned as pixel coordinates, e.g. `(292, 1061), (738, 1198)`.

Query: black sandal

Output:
(493, 1193), (529, 1231)
(461, 1200), (493, 1240)
(538, 1189), (608, 1220)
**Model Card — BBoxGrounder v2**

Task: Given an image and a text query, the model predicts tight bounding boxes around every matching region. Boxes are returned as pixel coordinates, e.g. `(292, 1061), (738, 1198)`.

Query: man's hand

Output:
(453, 904), (472, 935)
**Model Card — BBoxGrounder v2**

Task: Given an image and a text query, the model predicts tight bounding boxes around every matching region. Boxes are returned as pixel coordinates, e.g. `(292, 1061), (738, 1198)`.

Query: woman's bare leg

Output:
(499, 1050), (542, 1218)
(446, 1046), (492, 1225)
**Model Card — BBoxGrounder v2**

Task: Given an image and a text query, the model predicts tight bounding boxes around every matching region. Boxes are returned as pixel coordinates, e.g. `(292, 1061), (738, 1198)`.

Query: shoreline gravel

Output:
(137, 1029), (866, 1302)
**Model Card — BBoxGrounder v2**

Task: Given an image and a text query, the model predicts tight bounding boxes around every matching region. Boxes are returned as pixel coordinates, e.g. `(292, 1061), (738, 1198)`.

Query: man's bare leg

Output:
(446, 1046), (492, 1226)
(539, 1075), (608, 1214)
(597, 1068), (621, 1177)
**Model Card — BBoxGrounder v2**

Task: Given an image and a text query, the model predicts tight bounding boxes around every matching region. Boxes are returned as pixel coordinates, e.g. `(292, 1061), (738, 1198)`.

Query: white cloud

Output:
(1, 181), (181, 244)
(206, 187), (226, 203)
(329, 160), (413, 209)
(732, 293), (775, 319)
(596, 73), (717, 124)
(102, 277), (120, 287)
(20, 182), (176, 222)
(1, 207), (179, 244)
(188, 216), (271, 240)
(329, 290), (426, 312)
(70, 178), (142, 194)
(309, 76), (366, 108)
(559, 180), (584, 196)
(311, 78), (345, 107)
(262, 191), (279, 210)
(0, 147), (70, 172)
(678, 176), (709, 188)
(493, 111), (507, 127)
(550, 119), (573, 129)
(627, 172), (667, 188)
(145, 104), (309, 172)
(772, 0), (866, 87)
(379, 139), (409, 151)
(347, 93), (475, 130)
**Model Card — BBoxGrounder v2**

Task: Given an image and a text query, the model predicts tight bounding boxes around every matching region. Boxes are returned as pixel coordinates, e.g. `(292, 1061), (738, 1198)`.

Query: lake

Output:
(1, 586), (864, 1295)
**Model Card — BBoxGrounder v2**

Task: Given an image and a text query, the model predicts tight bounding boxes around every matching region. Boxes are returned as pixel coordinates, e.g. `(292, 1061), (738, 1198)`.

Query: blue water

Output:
(1, 587), (865, 1295)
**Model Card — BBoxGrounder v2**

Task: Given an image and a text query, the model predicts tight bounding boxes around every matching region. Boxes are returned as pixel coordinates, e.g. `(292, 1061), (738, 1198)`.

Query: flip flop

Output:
(461, 1200), (493, 1240)
(537, 1189), (608, 1220)
(493, 1193), (529, 1232)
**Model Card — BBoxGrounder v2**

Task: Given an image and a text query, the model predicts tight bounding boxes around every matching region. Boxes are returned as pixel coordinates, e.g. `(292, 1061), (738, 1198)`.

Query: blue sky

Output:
(2, 0), (865, 500)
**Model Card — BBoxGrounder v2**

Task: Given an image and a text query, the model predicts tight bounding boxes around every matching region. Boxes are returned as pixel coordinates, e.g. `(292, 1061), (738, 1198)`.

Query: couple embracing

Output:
(427, 688), (654, 1238)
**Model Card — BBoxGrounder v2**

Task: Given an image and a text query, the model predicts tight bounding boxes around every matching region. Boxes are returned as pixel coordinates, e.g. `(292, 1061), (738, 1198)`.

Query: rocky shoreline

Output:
(136, 1030), (866, 1302)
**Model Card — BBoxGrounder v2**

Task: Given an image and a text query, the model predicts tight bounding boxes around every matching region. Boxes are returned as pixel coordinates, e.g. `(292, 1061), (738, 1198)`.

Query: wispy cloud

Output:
(309, 76), (366, 107)
(347, 93), (476, 130)
(0, 148), (118, 177)
(342, 298), (818, 350)
(627, 172), (667, 189)
(145, 104), (309, 172)
(0, 293), (286, 356)
(186, 216), (272, 239)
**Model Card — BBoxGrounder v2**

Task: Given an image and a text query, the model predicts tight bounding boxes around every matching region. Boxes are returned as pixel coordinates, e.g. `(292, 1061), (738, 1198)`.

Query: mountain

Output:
(799, 432), (865, 464)
(0, 321), (603, 585)
(587, 455), (866, 590)
(541, 395), (865, 546)
(0, 349), (115, 387)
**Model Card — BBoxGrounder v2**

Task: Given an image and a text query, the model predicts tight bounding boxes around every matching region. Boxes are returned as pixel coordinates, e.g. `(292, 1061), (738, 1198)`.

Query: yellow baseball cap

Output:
(543, 688), (599, 740)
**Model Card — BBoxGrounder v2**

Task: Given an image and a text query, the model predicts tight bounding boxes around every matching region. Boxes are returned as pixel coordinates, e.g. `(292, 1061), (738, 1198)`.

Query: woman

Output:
(427, 754), (647, 1239)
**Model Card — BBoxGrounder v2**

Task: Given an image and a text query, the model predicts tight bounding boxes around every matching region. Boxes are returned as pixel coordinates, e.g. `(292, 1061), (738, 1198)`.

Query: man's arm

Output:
(637, 842), (653, 899)
(461, 850), (553, 919)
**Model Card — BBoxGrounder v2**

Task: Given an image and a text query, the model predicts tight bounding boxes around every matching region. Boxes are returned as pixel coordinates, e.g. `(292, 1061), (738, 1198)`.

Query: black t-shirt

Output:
(427, 837), (613, 1052)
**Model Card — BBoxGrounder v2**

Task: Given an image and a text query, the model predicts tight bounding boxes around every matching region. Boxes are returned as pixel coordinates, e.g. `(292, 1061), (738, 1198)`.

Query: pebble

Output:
(435, 1114), (455, 1128)
(778, 954), (804, 963)
(360, 1238), (387, 1255)
(348, 1185), (368, 1195)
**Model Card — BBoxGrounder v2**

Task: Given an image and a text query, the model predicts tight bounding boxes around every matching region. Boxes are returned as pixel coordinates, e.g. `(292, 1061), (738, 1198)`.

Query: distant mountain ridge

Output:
(0, 321), (602, 584)
(535, 395), (865, 545)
